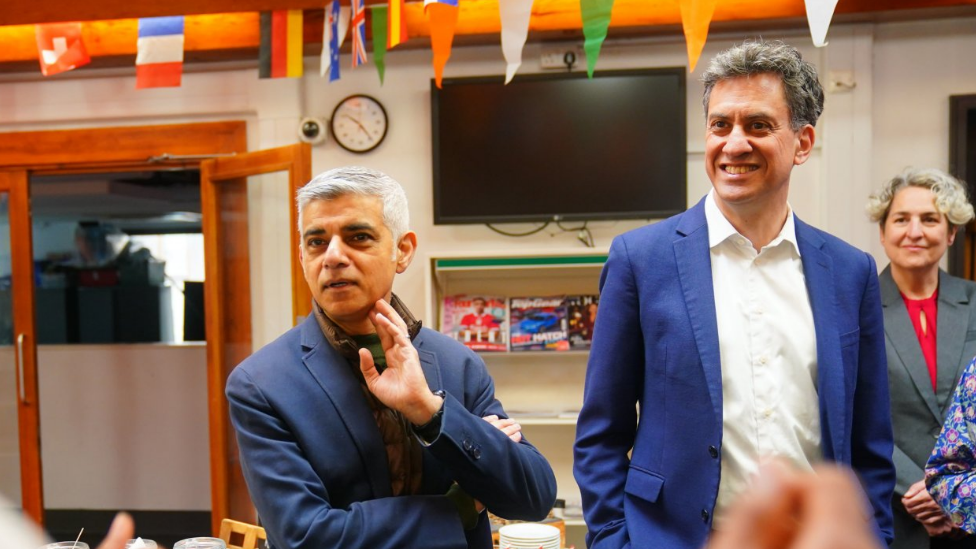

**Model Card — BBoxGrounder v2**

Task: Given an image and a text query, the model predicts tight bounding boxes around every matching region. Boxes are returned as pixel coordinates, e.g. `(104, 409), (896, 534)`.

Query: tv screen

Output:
(431, 68), (687, 225)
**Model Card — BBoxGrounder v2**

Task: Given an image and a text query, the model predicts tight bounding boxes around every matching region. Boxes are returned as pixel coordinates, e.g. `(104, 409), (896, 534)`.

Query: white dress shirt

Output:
(704, 191), (821, 526)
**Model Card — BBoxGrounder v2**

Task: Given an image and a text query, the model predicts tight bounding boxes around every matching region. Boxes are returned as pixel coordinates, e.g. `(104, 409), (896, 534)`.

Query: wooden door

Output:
(200, 143), (311, 534)
(0, 170), (43, 524)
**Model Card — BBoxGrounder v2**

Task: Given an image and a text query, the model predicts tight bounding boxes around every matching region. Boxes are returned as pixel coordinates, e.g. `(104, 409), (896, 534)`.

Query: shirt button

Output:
(764, 409), (772, 418)
(708, 445), (718, 459)
(701, 509), (710, 523)
(759, 356), (768, 365)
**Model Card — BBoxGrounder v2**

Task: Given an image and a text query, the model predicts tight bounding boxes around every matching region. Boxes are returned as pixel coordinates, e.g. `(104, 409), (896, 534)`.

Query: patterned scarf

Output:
(311, 295), (424, 496)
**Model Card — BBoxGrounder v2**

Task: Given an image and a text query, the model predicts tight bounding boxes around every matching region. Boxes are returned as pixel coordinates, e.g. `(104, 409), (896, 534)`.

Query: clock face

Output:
(330, 94), (388, 153)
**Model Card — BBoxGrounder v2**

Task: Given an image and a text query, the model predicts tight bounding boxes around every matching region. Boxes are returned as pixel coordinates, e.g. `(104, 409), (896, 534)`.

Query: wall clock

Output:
(330, 94), (389, 153)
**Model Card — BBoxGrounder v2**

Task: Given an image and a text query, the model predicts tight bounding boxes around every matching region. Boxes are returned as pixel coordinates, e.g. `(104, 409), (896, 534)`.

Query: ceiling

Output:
(0, 0), (975, 74)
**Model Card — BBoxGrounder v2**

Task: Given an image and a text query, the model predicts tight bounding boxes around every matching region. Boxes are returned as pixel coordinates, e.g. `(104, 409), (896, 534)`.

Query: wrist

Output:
(406, 390), (445, 426)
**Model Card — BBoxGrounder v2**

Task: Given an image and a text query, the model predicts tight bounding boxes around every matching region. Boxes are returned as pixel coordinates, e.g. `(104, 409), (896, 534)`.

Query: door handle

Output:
(16, 332), (26, 404)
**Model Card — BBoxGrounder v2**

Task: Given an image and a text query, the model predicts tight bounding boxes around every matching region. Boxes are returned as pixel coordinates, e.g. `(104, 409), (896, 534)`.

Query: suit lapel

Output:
(413, 335), (450, 489)
(299, 317), (391, 499)
(673, 200), (723, 423)
(879, 267), (942, 422)
(937, 271), (971, 412)
(795, 219), (846, 458)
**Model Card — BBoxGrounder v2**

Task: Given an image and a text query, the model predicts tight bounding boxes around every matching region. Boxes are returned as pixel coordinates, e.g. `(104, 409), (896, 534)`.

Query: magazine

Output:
(567, 294), (599, 350)
(509, 296), (569, 351)
(440, 295), (508, 351)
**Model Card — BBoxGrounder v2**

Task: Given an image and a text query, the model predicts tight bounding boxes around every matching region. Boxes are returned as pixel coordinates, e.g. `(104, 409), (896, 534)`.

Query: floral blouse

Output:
(926, 356), (976, 533)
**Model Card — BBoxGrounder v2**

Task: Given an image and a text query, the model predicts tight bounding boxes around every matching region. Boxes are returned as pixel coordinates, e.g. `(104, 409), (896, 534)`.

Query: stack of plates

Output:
(498, 523), (560, 549)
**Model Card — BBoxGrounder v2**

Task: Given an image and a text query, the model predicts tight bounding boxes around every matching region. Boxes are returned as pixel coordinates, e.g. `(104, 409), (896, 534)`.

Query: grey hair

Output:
(296, 166), (410, 249)
(867, 167), (975, 227)
(701, 39), (824, 131)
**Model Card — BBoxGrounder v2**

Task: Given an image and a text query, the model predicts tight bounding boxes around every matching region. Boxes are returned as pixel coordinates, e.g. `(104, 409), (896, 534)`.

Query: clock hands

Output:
(342, 113), (375, 142)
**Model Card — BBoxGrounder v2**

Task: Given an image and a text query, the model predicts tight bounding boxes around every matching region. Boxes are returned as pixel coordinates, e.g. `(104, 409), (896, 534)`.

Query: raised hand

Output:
(359, 299), (442, 425)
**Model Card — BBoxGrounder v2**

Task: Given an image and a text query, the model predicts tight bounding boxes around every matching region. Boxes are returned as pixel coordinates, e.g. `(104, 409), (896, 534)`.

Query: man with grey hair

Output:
(574, 39), (894, 549)
(226, 166), (556, 549)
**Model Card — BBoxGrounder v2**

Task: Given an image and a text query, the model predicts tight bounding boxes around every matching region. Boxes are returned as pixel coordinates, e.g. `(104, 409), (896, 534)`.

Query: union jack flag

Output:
(351, 0), (368, 67)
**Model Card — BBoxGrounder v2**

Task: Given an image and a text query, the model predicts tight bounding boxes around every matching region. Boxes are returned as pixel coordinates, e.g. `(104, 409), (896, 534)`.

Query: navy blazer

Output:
(227, 316), (557, 549)
(573, 198), (895, 549)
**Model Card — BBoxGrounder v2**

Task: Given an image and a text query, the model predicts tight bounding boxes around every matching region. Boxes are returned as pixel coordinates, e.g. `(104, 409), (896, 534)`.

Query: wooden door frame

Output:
(200, 144), (311, 534)
(0, 169), (41, 523)
(0, 121), (249, 526)
(949, 94), (976, 279)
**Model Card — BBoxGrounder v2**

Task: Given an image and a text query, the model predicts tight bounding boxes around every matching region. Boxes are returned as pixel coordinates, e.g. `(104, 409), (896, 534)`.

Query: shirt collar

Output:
(312, 293), (422, 361)
(704, 189), (801, 257)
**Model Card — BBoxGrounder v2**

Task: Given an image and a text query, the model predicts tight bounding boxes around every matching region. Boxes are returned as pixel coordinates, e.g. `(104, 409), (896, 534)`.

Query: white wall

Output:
(0, 344), (210, 510)
(2, 15), (976, 511)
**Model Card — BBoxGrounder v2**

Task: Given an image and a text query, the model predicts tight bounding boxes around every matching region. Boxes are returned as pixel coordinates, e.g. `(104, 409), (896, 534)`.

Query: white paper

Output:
(805, 0), (839, 47)
(499, 0), (534, 84)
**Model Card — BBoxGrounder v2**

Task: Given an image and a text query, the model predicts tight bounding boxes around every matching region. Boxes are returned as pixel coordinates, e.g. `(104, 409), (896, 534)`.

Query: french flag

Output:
(136, 16), (184, 89)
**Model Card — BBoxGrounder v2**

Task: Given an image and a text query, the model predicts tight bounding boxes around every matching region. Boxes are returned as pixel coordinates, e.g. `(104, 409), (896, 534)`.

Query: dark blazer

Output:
(881, 266), (976, 549)
(573, 197), (895, 549)
(226, 315), (557, 549)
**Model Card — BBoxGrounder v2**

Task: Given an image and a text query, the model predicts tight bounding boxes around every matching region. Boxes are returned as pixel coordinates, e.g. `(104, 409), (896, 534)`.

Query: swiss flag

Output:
(35, 23), (91, 76)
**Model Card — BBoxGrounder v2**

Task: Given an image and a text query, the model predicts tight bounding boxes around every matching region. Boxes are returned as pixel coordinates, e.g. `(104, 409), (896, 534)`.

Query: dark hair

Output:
(701, 39), (824, 131)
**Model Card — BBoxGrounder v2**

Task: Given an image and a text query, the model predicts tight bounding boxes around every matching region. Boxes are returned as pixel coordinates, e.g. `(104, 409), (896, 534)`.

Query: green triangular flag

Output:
(370, 5), (388, 85)
(581, 0), (614, 78)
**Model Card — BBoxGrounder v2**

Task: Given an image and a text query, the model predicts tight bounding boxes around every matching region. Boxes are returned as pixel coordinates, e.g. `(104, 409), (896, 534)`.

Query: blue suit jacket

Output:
(227, 316), (557, 549)
(573, 198), (895, 549)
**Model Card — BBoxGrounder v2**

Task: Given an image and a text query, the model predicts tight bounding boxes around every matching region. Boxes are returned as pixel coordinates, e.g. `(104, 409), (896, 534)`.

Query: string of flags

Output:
(31, 1), (843, 87)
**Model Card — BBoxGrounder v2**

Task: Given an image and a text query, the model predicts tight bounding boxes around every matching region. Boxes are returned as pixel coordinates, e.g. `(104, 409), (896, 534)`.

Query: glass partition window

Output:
(0, 191), (22, 506)
(30, 171), (204, 345)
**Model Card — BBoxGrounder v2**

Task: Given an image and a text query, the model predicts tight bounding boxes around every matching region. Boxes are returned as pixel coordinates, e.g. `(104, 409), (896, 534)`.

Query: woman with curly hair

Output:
(867, 167), (976, 548)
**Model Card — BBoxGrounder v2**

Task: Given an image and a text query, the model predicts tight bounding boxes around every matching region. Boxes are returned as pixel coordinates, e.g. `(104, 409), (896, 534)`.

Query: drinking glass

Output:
(174, 537), (226, 549)
(42, 543), (90, 549)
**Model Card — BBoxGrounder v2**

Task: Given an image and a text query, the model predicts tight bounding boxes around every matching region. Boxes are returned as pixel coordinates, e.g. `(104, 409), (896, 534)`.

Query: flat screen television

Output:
(431, 68), (687, 225)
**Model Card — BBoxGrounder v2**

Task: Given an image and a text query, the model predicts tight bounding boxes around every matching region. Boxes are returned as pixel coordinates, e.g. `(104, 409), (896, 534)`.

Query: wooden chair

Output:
(218, 518), (267, 549)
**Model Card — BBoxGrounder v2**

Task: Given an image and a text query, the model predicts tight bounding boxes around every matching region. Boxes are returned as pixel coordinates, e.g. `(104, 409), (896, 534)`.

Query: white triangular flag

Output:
(805, 0), (839, 47)
(499, 0), (534, 84)
(320, 5), (353, 76)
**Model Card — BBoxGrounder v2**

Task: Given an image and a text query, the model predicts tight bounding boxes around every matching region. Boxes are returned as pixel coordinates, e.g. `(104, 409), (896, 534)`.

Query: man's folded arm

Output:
(227, 369), (470, 549)
(421, 358), (557, 521)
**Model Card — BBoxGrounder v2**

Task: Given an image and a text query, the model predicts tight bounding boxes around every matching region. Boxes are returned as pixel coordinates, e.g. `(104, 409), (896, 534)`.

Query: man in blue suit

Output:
(573, 40), (895, 549)
(227, 166), (556, 549)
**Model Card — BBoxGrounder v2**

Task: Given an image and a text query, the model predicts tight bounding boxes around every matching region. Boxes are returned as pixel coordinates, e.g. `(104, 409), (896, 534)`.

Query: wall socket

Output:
(540, 46), (585, 70)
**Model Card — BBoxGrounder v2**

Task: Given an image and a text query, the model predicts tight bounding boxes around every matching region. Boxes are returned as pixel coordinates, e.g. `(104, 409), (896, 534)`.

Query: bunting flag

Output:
(351, 0), (368, 67)
(805, 0), (840, 47)
(135, 16), (184, 89)
(370, 5), (389, 84)
(498, 0), (534, 84)
(259, 10), (304, 79)
(327, 0), (342, 81)
(320, 4), (351, 77)
(678, 0), (719, 72)
(388, 0), (408, 49)
(580, 0), (613, 78)
(425, 0), (459, 88)
(34, 22), (90, 76)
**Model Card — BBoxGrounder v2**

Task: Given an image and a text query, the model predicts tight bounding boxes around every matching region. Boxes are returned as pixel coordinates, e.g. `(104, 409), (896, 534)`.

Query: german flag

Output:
(259, 10), (304, 78)
(387, 0), (408, 49)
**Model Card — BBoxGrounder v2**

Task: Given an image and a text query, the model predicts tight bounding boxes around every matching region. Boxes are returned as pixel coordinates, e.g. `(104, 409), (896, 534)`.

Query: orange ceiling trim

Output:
(1, 0), (975, 64)
(0, 14), (260, 62)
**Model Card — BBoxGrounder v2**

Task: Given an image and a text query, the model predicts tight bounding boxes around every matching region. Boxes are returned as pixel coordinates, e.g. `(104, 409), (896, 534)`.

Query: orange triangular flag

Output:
(426, 1), (459, 88)
(678, 0), (719, 72)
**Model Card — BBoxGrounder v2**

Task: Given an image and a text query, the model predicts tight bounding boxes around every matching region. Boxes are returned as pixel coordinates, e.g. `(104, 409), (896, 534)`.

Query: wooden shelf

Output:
(510, 415), (578, 425)
(434, 254), (608, 272)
